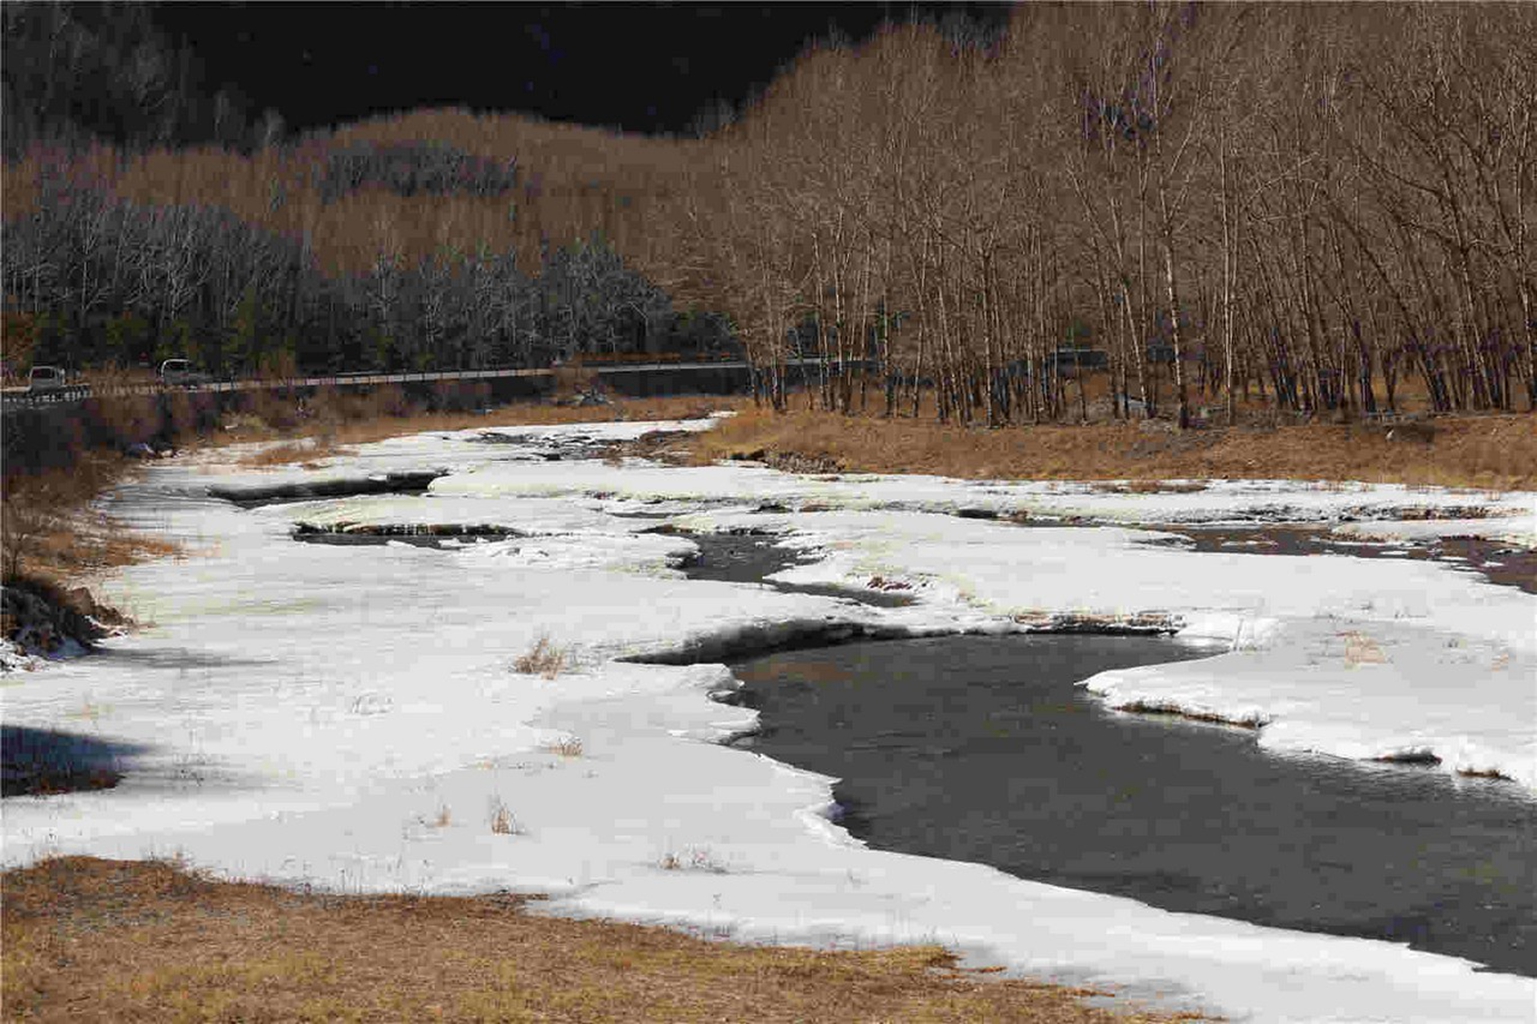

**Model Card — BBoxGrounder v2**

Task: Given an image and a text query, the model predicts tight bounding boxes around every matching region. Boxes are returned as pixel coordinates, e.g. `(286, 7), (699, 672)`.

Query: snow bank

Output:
(1082, 619), (1535, 784)
(1333, 506), (1537, 548)
(434, 461), (1537, 525)
(288, 494), (630, 534)
(4, 418), (1533, 1023)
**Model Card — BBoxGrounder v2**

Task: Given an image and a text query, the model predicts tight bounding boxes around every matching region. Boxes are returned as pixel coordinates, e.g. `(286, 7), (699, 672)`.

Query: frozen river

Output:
(3, 416), (1534, 1021)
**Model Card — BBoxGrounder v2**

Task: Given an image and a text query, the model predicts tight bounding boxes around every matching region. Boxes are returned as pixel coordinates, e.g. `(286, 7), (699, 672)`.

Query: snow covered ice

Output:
(4, 416), (1534, 1022)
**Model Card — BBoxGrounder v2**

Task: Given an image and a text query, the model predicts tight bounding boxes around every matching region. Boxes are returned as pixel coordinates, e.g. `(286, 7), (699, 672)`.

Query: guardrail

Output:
(0, 366), (559, 409)
(0, 359), (879, 410)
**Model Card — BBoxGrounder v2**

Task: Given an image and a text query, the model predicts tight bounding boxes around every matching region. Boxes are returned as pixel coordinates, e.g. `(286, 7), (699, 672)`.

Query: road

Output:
(0, 361), (785, 410)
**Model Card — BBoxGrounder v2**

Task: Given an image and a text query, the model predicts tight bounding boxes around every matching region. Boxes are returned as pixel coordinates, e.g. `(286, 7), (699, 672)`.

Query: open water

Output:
(729, 634), (1536, 976)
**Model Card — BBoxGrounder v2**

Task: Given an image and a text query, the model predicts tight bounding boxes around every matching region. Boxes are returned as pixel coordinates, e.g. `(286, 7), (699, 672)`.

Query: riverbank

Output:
(7, 393), (1528, 594)
(1, 393), (740, 617)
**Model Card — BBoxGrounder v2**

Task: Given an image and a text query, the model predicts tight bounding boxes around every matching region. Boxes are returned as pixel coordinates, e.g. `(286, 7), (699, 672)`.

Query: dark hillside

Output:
(1, 1), (273, 156)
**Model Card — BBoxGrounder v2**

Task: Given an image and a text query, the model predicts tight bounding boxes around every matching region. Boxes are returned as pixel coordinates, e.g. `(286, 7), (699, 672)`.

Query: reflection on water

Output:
(731, 634), (1537, 976)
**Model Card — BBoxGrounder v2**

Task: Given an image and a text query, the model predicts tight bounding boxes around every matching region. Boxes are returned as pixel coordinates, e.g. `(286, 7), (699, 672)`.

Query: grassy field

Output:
(1, 857), (1204, 1023)
(689, 404), (1537, 492)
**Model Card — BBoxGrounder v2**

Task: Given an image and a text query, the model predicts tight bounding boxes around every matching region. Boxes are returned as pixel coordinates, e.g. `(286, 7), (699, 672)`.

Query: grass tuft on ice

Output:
(513, 635), (568, 679)
(488, 797), (520, 836)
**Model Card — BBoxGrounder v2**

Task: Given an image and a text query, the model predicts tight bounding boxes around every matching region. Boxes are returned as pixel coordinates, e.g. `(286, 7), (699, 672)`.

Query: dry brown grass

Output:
(2, 857), (1209, 1023)
(513, 635), (569, 679)
(2, 454), (178, 589)
(544, 735), (585, 758)
(689, 405), (1537, 491)
(488, 798), (520, 836)
(234, 439), (345, 468)
(1341, 631), (1389, 667)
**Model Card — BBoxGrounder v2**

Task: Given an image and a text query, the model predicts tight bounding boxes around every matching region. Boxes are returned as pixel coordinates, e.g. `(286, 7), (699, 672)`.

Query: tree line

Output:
(2, 147), (731, 377)
(686, 3), (1535, 422)
(3, 3), (1532, 424)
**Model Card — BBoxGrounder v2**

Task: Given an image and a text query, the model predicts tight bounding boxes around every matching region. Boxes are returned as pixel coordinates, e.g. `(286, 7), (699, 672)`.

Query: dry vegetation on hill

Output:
(697, 4), (1536, 425)
(5, 4), (1533, 428)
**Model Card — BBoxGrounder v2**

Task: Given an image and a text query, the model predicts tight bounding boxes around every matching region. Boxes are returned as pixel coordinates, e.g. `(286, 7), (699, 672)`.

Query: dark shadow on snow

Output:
(2, 726), (150, 797)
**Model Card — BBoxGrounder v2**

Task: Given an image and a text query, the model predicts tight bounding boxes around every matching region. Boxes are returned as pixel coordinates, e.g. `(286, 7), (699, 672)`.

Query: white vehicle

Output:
(26, 365), (67, 393)
(158, 359), (209, 387)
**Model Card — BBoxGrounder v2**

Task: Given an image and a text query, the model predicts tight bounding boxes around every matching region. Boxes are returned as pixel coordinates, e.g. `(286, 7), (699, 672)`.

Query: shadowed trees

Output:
(1, 164), (692, 376)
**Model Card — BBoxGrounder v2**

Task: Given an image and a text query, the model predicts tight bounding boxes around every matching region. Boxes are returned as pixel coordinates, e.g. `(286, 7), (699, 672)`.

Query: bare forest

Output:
(4, 3), (1534, 427)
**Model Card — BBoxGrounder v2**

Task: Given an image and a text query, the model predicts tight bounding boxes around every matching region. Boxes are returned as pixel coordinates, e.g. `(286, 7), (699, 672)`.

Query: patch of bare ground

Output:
(1012, 611), (1182, 635)
(597, 428), (706, 465)
(1094, 481), (1209, 495)
(2, 857), (1211, 1023)
(687, 406), (1537, 491)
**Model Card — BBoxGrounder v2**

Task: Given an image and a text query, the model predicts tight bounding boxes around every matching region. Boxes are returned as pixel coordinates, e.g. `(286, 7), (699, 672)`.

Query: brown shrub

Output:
(488, 797), (520, 835)
(513, 635), (568, 679)
(235, 439), (343, 468)
(1, 455), (178, 588)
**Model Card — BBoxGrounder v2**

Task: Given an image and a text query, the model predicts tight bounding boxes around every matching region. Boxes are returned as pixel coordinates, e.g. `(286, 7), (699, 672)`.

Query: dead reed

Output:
(513, 635), (569, 679)
(688, 405), (1537, 491)
(2, 857), (1207, 1023)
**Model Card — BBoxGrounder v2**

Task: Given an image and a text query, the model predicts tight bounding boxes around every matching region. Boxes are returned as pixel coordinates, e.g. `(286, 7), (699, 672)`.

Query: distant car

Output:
(26, 365), (67, 393)
(158, 359), (210, 387)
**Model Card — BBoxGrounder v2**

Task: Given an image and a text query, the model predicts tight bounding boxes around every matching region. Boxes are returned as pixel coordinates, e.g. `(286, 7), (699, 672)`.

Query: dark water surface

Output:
(667, 529), (918, 607)
(209, 471), (443, 508)
(729, 635), (1537, 976)
(1163, 525), (1537, 595)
